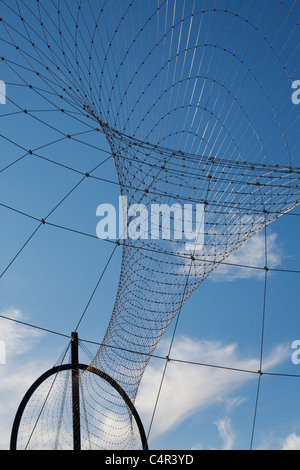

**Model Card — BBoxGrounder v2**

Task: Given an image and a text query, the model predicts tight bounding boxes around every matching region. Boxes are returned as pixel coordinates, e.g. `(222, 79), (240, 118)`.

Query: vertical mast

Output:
(71, 332), (81, 451)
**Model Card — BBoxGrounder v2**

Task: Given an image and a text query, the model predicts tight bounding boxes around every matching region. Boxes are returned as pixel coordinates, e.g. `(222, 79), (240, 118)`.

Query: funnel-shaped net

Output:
(93, 126), (299, 399)
(1, 0), (299, 450)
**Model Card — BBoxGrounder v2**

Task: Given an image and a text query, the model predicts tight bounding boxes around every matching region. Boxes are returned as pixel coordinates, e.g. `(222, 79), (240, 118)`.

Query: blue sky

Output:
(0, 102), (299, 449)
(0, 0), (299, 451)
(137, 215), (300, 450)
(0, 195), (299, 450)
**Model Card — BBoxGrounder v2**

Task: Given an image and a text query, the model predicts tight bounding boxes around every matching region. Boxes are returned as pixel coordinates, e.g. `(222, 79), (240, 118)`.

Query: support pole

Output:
(71, 332), (81, 451)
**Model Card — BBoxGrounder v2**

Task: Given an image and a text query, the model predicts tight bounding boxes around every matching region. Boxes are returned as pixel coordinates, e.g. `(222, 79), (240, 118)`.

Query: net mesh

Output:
(1, 0), (299, 449)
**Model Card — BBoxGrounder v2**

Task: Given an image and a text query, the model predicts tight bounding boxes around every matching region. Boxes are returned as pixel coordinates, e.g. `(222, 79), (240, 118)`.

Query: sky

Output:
(0, 0), (299, 451)
(0, 213), (299, 450)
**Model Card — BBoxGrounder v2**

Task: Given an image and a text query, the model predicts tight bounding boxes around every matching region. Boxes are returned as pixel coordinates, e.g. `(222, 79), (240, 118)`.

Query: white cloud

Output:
(281, 433), (300, 450)
(224, 396), (247, 413)
(210, 232), (282, 282)
(191, 443), (203, 450)
(136, 336), (287, 445)
(215, 417), (235, 450)
(177, 230), (282, 283)
(0, 308), (42, 359)
(0, 308), (45, 450)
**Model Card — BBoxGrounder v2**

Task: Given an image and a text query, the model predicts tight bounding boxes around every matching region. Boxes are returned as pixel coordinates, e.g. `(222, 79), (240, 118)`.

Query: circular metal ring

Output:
(10, 363), (148, 451)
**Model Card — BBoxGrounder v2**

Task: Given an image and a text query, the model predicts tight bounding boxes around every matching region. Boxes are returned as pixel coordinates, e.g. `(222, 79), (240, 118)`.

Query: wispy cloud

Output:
(0, 308), (45, 449)
(0, 308), (42, 359)
(281, 433), (300, 450)
(210, 231), (282, 282)
(136, 335), (288, 444)
(215, 417), (236, 450)
(177, 230), (283, 283)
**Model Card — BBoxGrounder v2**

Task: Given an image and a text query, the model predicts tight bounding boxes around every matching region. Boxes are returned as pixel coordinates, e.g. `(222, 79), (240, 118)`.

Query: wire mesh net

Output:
(1, 0), (299, 450)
